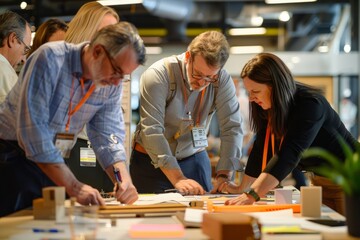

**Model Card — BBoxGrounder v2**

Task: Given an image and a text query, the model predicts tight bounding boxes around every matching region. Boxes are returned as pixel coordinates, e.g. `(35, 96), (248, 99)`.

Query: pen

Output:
(113, 166), (122, 186)
(164, 188), (185, 195)
(32, 228), (64, 233)
(164, 188), (179, 193)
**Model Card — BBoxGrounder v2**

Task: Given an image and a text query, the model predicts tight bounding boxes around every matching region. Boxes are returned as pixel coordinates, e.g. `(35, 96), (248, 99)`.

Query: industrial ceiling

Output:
(0, 0), (356, 53)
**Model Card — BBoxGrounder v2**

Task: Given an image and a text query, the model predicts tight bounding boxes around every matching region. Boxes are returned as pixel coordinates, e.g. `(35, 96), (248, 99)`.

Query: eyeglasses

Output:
(102, 46), (131, 82)
(16, 35), (31, 55)
(191, 57), (220, 83)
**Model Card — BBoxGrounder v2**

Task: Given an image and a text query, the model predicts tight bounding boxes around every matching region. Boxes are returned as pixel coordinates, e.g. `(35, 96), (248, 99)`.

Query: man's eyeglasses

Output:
(191, 57), (220, 83)
(16, 35), (31, 55)
(102, 46), (131, 82)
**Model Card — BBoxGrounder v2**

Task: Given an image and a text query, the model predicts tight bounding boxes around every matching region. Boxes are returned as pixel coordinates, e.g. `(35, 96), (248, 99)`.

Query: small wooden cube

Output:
(202, 213), (261, 240)
(33, 186), (66, 220)
(42, 187), (65, 207)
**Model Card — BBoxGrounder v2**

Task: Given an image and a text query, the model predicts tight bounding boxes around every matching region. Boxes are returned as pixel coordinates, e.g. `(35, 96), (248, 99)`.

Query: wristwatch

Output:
(245, 188), (260, 202)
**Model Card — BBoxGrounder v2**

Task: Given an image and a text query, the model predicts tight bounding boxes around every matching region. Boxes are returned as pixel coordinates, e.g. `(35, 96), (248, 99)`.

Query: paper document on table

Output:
(184, 208), (208, 223)
(105, 193), (190, 206)
(246, 210), (346, 233)
(134, 193), (190, 205)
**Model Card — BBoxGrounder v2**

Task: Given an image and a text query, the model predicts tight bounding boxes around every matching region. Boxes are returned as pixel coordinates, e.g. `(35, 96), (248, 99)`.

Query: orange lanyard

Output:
(180, 83), (206, 126)
(65, 78), (95, 132)
(196, 90), (206, 126)
(261, 124), (284, 171)
(178, 59), (206, 126)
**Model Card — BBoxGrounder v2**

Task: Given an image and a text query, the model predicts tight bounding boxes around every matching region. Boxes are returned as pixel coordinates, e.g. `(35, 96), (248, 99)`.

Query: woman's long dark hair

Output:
(241, 53), (296, 138)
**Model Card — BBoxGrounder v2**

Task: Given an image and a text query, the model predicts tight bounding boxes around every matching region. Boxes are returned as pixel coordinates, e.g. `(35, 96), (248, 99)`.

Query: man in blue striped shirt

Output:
(0, 22), (146, 217)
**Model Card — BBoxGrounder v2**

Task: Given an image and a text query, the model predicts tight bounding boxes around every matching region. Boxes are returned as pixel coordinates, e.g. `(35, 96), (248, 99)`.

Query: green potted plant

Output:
(302, 136), (360, 237)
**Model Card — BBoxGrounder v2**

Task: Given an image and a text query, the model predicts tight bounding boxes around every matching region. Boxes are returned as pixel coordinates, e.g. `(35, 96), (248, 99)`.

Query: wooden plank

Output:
(98, 203), (188, 215)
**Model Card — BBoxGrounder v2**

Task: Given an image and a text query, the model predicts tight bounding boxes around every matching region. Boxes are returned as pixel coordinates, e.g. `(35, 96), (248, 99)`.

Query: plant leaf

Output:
(302, 135), (360, 196)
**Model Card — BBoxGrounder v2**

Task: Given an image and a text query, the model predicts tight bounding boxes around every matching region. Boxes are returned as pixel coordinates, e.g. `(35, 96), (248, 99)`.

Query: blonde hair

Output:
(65, 1), (119, 43)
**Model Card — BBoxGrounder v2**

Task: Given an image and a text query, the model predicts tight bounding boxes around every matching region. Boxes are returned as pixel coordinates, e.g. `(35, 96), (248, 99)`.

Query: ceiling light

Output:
(265, 0), (316, 4)
(291, 56), (300, 64)
(145, 47), (162, 55)
(97, 0), (143, 6)
(279, 11), (291, 22)
(230, 46), (264, 54)
(20, 1), (27, 9)
(343, 44), (351, 53)
(318, 45), (329, 53)
(228, 28), (266, 36)
(251, 16), (263, 26)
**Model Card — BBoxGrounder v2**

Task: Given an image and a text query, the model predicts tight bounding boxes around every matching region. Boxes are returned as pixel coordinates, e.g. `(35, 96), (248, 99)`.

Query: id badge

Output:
(191, 127), (208, 148)
(80, 147), (96, 167)
(54, 132), (75, 158)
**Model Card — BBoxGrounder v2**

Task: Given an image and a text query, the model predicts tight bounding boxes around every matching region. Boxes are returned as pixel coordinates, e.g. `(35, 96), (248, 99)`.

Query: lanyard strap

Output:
(262, 124), (284, 171)
(196, 89), (206, 126)
(65, 78), (95, 132)
(177, 58), (206, 126)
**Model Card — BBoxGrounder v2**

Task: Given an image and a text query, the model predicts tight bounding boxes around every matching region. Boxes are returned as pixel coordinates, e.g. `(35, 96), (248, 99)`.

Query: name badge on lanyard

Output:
(80, 146), (96, 167)
(191, 127), (208, 148)
(55, 77), (95, 159)
(54, 133), (75, 158)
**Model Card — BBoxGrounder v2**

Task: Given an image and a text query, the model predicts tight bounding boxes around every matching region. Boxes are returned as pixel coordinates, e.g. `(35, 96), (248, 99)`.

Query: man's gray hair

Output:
(0, 11), (29, 48)
(90, 21), (146, 65)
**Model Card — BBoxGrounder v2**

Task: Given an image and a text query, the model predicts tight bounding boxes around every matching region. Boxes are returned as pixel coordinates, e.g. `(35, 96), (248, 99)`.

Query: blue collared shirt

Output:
(0, 41), (126, 169)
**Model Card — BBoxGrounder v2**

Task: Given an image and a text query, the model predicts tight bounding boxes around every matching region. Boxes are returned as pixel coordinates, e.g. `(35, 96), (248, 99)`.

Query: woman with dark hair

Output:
(220, 52), (357, 214)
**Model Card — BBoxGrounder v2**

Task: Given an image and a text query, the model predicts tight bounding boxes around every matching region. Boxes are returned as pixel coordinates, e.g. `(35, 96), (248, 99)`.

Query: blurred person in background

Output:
(0, 11), (31, 103)
(27, 18), (68, 57)
(64, 1), (120, 193)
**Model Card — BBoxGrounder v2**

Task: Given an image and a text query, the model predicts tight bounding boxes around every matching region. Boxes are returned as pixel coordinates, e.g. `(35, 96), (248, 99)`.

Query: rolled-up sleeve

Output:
(88, 86), (126, 169)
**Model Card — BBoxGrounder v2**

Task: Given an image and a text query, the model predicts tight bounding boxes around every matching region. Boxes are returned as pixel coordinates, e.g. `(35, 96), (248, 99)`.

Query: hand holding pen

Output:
(112, 163), (139, 204)
(113, 166), (122, 192)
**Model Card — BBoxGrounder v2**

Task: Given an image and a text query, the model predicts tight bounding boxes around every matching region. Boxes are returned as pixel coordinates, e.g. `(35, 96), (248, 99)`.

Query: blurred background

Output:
(1, 0), (359, 165)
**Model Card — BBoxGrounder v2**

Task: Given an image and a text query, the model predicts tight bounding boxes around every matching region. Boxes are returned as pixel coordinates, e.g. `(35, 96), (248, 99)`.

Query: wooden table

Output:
(0, 205), (357, 240)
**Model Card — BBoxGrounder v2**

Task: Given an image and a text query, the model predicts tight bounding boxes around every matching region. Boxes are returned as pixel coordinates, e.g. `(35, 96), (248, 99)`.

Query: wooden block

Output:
(33, 187), (66, 220)
(202, 213), (261, 240)
(33, 198), (53, 220)
(301, 186), (322, 218)
(189, 201), (204, 208)
(34, 201), (65, 220)
(42, 186), (65, 207)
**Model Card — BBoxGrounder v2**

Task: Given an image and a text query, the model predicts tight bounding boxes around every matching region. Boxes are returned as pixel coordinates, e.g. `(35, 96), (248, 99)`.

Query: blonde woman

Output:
(65, 1), (119, 43)
(65, 1), (121, 193)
